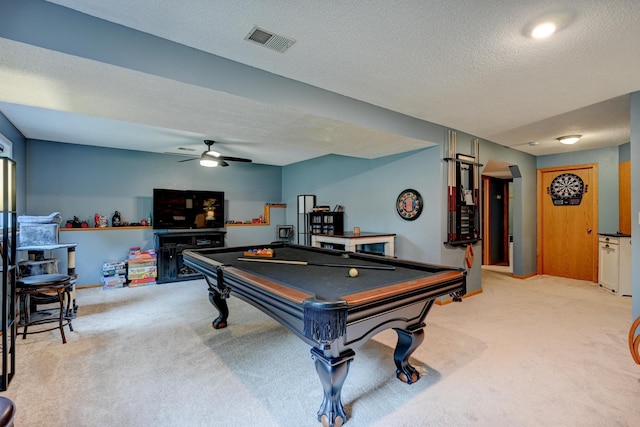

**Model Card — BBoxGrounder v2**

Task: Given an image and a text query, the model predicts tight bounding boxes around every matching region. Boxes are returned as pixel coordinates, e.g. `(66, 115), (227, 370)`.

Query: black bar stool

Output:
(16, 274), (74, 344)
(0, 396), (15, 427)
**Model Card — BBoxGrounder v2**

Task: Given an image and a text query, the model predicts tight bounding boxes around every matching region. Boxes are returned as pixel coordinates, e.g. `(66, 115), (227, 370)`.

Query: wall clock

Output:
(396, 189), (423, 221)
(548, 173), (586, 206)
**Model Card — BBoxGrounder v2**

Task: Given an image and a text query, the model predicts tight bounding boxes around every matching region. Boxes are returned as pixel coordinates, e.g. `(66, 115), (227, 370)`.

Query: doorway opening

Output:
(482, 159), (518, 274)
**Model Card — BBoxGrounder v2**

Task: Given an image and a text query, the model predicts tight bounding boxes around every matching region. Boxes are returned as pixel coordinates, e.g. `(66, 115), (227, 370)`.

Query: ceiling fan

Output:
(179, 140), (253, 167)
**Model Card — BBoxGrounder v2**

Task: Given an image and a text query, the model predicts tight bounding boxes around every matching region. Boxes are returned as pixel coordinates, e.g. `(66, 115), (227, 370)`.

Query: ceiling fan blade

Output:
(178, 157), (199, 163)
(219, 159), (229, 167)
(221, 156), (252, 163)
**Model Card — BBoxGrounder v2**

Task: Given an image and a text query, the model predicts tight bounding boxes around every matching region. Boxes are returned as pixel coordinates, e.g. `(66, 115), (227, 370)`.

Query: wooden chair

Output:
(629, 316), (640, 364)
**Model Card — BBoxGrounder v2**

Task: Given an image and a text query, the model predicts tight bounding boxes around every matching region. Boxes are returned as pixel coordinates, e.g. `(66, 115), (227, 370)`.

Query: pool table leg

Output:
(311, 348), (355, 427)
(393, 327), (425, 384)
(207, 286), (230, 329)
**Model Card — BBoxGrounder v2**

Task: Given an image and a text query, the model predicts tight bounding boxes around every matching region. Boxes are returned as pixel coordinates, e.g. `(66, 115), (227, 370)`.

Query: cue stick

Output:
(236, 257), (395, 270)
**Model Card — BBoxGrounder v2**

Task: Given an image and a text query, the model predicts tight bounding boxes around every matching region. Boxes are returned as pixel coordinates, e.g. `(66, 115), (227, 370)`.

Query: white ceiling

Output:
(0, 0), (638, 166)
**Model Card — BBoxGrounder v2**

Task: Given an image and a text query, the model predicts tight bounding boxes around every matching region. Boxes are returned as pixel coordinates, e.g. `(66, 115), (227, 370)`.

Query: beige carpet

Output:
(2, 269), (639, 426)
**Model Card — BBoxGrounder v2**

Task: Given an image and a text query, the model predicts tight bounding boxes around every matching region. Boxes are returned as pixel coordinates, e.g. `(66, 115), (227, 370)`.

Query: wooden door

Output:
(619, 161), (631, 235)
(537, 164), (598, 282)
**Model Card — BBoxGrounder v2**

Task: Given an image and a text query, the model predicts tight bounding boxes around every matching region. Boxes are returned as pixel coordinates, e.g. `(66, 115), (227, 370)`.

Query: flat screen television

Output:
(153, 188), (225, 229)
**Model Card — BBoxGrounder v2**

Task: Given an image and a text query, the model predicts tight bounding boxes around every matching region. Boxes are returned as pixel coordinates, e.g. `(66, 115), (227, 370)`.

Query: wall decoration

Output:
(396, 189), (423, 221)
(548, 173), (586, 206)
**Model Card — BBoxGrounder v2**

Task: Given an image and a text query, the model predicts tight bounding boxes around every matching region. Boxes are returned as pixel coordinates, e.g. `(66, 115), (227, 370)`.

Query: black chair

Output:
(0, 397), (15, 427)
(16, 274), (74, 344)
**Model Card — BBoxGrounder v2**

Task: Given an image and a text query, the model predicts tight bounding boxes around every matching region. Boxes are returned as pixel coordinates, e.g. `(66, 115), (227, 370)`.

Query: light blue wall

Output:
(537, 146), (620, 234)
(630, 92), (640, 320)
(26, 140), (283, 285)
(620, 142), (630, 162)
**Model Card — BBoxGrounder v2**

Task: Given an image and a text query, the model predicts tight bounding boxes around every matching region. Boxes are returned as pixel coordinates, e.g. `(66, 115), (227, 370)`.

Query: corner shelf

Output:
(224, 204), (286, 227)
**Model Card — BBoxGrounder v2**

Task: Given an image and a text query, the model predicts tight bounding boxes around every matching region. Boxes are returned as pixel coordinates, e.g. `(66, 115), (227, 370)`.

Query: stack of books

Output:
(127, 247), (157, 287)
(101, 261), (127, 289)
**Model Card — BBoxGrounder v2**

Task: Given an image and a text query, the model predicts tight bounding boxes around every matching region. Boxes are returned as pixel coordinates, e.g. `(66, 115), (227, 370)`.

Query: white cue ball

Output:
(349, 268), (359, 277)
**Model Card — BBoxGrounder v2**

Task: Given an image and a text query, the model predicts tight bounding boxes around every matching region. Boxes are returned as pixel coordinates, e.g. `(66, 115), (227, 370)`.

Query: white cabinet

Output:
(619, 237), (632, 296)
(599, 236), (619, 294)
(598, 235), (632, 296)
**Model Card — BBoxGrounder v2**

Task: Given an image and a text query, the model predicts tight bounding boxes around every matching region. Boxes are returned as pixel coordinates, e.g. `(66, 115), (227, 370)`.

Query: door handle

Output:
(587, 228), (592, 233)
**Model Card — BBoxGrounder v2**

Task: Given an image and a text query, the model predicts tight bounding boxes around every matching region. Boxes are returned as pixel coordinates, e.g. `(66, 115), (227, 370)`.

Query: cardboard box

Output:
(102, 275), (126, 289)
(103, 261), (126, 276)
(128, 277), (156, 287)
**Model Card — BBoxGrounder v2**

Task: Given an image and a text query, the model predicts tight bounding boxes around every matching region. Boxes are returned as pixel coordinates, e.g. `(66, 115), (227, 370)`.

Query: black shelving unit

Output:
(155, 231), (225, 283)
(1, 157), (16, 391)
(309, 212), (344, 236)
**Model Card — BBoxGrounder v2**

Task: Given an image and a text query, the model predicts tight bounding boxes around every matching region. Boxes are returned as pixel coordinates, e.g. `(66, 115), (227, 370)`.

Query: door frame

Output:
(536, 163), (599, 282)
(482, 176), (510, 265)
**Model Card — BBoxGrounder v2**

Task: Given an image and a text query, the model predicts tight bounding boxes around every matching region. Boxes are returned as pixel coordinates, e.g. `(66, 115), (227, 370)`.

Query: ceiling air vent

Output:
(245, 26), (296, 53)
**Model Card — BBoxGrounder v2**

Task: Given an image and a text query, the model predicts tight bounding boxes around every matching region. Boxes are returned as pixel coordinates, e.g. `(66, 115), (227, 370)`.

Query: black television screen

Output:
(153, 188), (225, 229)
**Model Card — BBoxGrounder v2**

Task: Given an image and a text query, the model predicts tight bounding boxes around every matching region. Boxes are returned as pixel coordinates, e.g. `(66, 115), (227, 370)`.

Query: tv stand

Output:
(155, 230), (225, 283)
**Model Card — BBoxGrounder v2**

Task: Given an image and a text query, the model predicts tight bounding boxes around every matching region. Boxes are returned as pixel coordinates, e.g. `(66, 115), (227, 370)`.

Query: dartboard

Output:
(549, 173), (585, 205)
(396, 189), (423, 220)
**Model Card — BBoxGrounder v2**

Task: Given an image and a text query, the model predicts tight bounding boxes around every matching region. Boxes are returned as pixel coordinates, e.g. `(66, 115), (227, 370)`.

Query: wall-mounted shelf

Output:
(60, 226), (152, 232)
(225, 204), (286, 227)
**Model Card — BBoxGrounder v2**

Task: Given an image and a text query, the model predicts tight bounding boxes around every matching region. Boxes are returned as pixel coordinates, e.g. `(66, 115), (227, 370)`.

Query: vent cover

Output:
(245, 26), (296, 53)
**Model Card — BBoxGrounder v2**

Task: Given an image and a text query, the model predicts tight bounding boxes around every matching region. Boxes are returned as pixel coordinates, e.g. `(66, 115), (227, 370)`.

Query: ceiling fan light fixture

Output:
(557, 135), (581, 145)
(199, 158), (219, 167)
(200, 150), (222, 167)
(177, 139), (251, 167)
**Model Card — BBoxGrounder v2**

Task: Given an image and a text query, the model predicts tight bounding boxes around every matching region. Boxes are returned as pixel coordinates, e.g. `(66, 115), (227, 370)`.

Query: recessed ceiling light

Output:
(528, 141), (539, 146)
(557, 135), (581, 145)
(522, 9), (576, 39)
(531, 22), (556, 39)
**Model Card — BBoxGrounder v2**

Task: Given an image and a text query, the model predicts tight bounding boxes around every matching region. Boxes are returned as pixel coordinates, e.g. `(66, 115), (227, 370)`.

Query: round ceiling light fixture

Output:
(557, 135), (581, 145)
(531, 22), (556, 38)
(522, 9), (576, 39)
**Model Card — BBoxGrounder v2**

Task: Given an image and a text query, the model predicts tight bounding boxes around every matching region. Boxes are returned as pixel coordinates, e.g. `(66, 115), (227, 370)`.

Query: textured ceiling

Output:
(0, 0), (638, 165)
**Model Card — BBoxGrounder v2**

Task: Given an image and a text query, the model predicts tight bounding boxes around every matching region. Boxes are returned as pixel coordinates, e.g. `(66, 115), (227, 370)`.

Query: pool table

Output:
(183, 243), (466, 427)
